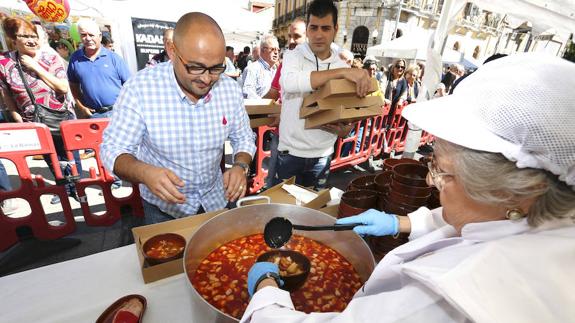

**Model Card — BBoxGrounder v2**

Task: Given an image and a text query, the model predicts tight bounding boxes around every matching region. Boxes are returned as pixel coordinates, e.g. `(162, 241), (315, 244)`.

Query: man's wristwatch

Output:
(233, 162), (250, 176)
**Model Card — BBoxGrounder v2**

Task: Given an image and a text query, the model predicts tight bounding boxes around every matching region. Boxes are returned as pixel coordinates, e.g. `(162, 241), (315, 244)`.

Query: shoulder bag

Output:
(15, 54), (70, 133)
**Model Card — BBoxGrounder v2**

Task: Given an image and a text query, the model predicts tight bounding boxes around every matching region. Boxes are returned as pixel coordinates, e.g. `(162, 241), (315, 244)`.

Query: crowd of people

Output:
(1, 0), (574, 322)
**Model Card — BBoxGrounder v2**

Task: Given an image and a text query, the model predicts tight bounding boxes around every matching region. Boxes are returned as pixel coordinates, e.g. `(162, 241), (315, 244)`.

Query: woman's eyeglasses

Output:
(427, 157), (454, 191)
(395, 65), (405, 70)
(16, 34), (39, 40)
(173, 45), (226, 76)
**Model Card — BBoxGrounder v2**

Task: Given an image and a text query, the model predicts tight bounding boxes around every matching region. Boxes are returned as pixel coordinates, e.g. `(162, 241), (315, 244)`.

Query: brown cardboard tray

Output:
(304, 105), (383, 129)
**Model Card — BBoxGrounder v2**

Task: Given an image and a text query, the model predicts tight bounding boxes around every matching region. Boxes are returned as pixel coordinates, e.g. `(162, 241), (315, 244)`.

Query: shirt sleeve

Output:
(280, 51), (313, 94)
(113, 53), (132, 84)
(46, 53), (66, 80)
(228, 88), (256, 159)
(242, 65), (259, 99)
(270, 63), (282, 91)
(100, 80), (145, 176)
(241, 281), (465, 323)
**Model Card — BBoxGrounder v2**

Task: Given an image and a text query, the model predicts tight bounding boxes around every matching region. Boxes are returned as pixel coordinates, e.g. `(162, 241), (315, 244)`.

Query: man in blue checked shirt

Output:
(101, 12), (256, 223)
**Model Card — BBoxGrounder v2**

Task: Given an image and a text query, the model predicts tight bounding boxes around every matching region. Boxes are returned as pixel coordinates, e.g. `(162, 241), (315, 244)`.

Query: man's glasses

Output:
(262, 47), (280, 53)
(173, 45), (226, 76)
(427, 157), (454, 191)
(16, 34), (38, 40)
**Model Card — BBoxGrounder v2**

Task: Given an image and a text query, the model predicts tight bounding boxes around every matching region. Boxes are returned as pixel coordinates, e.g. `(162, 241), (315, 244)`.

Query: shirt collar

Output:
(257, 57), (275, 71)
(460, 218), (531, 241)
(169, 62), (217, 106)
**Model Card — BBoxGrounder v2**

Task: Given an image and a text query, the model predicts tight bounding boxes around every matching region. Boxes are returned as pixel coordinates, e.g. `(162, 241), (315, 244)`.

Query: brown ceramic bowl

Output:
(383, 158), (422, 171)
(388, 190), (430, 207)
(338, 199), (368, 219)
(257, 249), (311, 292)
(348, 175), (377, 191)
(390, 179), (432, 197)
(143, 233), (186, 266)
(392, 164), (429, 187)
(381, 198), (421, 215)
(374, 171), (393, 194)
(340, 189), (378, 209)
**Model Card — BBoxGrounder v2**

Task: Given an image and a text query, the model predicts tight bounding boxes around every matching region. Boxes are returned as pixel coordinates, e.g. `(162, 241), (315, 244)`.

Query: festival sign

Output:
(25, 0), (70, 23)
(131, 17), (176, 70)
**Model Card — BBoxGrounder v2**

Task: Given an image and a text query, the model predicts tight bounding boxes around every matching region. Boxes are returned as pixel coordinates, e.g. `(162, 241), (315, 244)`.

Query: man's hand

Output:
(343, 68), (371, 98)
(140, 164), (186, 204)
(223, 166), (248, 202)
(321, 122), (354, 137)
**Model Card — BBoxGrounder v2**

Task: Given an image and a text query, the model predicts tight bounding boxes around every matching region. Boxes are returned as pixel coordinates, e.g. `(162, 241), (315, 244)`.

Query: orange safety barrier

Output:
(0, 123), (76, 251)
(59, 119), (144, 226)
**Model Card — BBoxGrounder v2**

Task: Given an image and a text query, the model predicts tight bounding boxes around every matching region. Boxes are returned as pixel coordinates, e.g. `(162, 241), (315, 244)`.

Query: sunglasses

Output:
(395, 65), (405, 70)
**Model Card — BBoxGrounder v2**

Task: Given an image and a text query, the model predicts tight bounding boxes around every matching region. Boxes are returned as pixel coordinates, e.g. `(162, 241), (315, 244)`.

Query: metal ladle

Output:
(263, 217), (360, 249)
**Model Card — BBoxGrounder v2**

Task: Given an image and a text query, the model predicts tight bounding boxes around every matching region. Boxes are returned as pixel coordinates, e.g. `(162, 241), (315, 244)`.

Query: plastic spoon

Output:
(263, 217), (360, 248)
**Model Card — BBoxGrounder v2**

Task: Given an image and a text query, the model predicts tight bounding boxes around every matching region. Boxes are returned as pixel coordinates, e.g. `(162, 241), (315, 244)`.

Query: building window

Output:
(453, 41), (460, 51)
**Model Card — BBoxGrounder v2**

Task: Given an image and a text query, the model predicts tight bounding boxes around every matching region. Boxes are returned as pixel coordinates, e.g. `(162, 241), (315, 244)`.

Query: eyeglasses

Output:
(427, 157), (454, 191)
(16, 34), (39, 40)
(173, 45), (226, 76)
(395, 65), (405, 70)
(262, 47), (280, 53)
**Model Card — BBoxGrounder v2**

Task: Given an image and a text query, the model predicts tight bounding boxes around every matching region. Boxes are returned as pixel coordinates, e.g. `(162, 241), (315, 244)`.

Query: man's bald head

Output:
(173, 12), (224, 47)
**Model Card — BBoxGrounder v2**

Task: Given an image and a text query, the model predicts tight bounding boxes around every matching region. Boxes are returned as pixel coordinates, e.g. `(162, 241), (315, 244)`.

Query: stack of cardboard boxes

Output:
(300, 78), (384, 129)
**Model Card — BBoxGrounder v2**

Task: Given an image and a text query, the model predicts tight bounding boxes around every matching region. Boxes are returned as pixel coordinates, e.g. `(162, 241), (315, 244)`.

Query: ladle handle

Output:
(292, 223), (360, 231)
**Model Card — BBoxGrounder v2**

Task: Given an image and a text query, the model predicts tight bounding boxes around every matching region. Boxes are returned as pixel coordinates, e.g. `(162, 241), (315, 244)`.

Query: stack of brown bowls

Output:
(337, 189), (378, 219)
(382, 163), (431, 215)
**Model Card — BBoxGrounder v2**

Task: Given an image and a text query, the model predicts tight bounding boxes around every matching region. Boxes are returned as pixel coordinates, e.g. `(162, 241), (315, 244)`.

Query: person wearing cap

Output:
(242, 53), (575, 322)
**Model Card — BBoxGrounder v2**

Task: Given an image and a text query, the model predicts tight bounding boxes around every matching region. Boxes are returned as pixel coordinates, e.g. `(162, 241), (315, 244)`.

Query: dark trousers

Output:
(43, 132), (82, 196)
(276, 152), (332, 190)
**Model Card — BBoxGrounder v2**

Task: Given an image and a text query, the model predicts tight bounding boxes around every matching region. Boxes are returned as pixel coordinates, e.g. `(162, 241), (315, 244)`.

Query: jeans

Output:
(264, 132), (279, 189)
(276, 152), (332, 190)
(0, 162), (12, 192)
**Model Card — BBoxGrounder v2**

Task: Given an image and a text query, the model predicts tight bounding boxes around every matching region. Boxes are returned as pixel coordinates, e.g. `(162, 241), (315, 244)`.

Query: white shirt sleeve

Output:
(240, 281), (466, 323)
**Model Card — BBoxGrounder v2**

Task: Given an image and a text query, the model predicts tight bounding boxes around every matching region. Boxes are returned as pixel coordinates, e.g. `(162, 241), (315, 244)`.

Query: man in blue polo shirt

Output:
(68, 18), (131, 120)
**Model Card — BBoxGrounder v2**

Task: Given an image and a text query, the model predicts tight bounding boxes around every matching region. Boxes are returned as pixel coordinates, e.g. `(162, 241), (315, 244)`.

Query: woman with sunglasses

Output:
(0, 17), (81, 203)
(383, 58), (406, 103)
(243, 53), (575, 322)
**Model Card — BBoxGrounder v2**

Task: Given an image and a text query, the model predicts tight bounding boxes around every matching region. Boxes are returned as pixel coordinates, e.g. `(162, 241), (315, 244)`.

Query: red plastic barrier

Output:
(59, 119), (144, 226)
(0, 123), (76, 251)
(247, 125), (274, 194)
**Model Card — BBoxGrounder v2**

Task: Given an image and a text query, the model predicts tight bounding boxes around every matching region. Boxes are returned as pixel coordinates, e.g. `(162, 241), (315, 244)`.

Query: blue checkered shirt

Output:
(101, 62), (256, 217)
(242, 58), (277, 99)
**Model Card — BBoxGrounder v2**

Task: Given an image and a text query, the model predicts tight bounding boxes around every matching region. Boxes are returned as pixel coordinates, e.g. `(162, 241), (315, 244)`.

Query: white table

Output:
(0, 245), (202, 323)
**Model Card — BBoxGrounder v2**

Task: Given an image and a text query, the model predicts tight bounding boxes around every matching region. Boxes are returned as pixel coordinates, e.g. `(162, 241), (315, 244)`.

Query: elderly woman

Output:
(0, 18), (81, 204)
(242, 53), (575, 322)
(393, 64), (420, 105)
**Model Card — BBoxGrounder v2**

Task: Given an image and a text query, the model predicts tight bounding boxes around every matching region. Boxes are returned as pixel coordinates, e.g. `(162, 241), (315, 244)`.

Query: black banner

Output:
(131, 17), (176, 70)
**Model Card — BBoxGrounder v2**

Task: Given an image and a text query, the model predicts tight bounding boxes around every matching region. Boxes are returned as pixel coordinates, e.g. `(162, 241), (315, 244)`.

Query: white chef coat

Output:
(240, 208), (575, 323)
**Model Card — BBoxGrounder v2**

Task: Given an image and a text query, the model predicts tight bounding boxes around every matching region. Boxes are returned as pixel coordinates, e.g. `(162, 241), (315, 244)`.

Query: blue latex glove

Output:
(247, 262), (284, 297)
(336, 209), (399, 236)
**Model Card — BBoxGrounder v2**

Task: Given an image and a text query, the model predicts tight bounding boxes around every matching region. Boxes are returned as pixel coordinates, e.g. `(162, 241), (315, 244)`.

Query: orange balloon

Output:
(25, 0), (70, 23)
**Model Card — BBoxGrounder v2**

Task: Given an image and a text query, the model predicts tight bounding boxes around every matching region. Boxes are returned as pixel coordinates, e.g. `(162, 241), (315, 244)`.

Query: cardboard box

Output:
(249, 115), (278, 128)
(300, 95), (384, 118)
(244, 99), (281, 115)
(302, 78), (379, 109)
(241, 177), (331, 210)
(132, 209), (225, 283)
(319, 204), (339, 218)
(304, 105), (383, 129)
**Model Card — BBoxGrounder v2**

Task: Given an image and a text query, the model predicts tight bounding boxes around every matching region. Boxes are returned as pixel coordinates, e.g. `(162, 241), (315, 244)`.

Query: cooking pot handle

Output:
(237, 195), (272, 207)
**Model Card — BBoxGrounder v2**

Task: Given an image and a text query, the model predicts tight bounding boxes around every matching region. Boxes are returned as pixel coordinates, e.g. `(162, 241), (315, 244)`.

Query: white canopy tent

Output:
(401, 0), (575, 157)
(0, 0), (274, 72)
(365, 31), (430, 61)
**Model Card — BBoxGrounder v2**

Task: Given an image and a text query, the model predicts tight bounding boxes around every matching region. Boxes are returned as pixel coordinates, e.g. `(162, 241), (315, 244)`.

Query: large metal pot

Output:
(184, 203), (376, 322)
